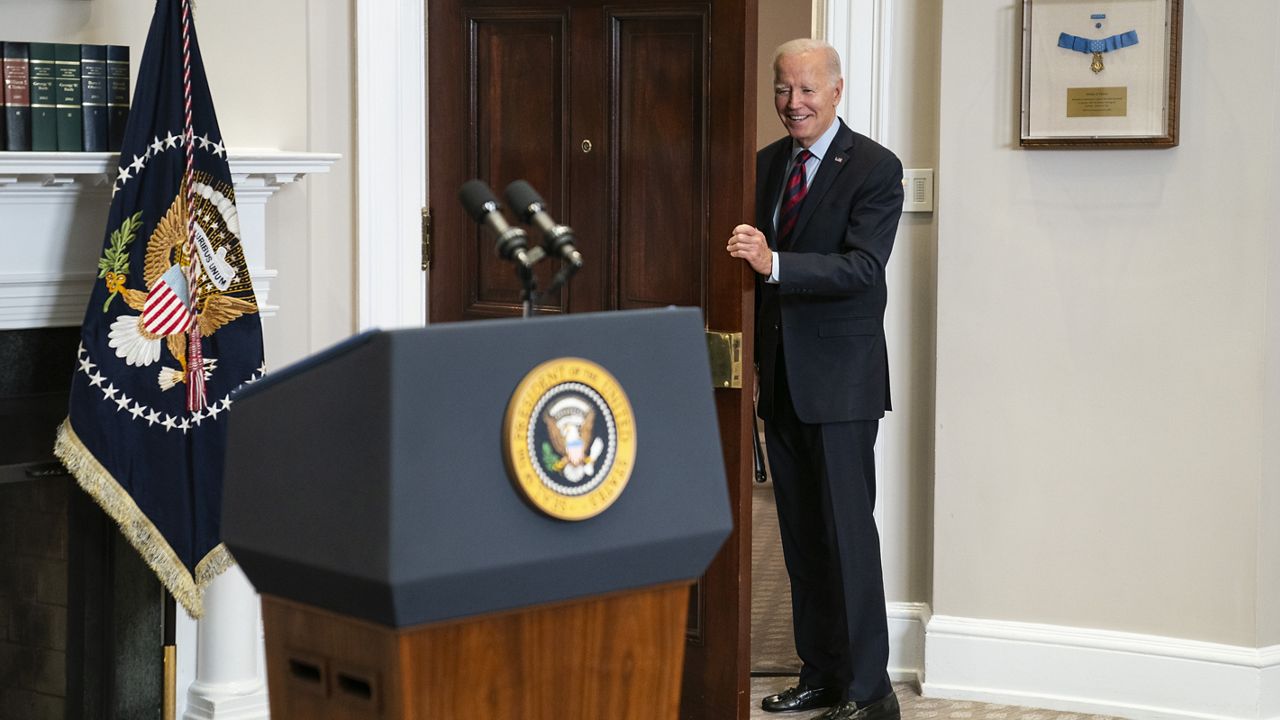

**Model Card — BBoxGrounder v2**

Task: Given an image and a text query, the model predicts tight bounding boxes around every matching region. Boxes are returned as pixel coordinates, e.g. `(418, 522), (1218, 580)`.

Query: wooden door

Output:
(427, 1), (756, 717)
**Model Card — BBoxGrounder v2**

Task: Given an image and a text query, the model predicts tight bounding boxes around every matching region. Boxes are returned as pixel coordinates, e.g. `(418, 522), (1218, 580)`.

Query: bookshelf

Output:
(0, 149), (339, 330)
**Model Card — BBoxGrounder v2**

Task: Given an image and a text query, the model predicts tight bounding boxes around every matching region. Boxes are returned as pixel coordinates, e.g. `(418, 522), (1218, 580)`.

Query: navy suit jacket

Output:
(756, 120), (904, 424)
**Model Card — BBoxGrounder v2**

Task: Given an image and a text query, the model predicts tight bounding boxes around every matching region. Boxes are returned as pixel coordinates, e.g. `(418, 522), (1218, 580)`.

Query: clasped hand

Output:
(727, 224), (772, 276)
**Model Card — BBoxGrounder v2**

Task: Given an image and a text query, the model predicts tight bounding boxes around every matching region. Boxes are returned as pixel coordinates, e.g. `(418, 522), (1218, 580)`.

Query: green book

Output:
(29, 43), (57, 152)
(54, 43), (82, 151)
(106, 45), (129, 151)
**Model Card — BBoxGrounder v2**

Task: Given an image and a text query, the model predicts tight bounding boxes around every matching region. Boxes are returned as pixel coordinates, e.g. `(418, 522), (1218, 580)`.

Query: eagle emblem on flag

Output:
(105, 177), (257, 391)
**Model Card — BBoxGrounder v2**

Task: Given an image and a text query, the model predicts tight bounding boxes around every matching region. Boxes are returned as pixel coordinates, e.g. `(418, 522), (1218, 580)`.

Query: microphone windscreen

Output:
(504, 180), (545, 222)
(459, 180), (499, 221)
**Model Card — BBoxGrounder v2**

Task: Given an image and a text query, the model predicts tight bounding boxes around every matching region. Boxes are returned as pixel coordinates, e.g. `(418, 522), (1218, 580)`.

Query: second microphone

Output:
(505, 180), (584, 269)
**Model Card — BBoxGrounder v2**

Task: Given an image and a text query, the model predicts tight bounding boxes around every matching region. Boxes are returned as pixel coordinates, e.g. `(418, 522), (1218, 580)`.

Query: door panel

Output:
(613, 12), (707, 310)
(429, 2), (756, 717)
(563, 4), (608, 314)
(467, 11), (569, 316)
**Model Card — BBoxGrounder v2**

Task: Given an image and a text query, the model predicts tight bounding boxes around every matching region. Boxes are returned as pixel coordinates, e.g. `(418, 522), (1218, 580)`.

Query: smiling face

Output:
(773, 50), (843, 149)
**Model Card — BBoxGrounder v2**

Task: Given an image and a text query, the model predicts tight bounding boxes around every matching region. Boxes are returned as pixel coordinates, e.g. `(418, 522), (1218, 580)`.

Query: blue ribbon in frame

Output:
(1057, 30), (1139, 72)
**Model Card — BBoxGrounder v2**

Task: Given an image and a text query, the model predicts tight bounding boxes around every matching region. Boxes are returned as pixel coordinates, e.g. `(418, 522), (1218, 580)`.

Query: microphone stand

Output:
(542, 254), (583, 297)
(515, 248), (545, 319)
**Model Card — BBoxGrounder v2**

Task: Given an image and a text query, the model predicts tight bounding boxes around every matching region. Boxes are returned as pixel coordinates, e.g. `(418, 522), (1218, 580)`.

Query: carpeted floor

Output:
(751, 479), (802, 674)
(749, 480), (1117, 720)
(749, 677), (1119, 720)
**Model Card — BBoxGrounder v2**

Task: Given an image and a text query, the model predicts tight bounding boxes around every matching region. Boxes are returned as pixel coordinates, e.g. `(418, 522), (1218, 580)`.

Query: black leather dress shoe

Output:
(760, 684), (841, 713)
(814, 690), (901, 720)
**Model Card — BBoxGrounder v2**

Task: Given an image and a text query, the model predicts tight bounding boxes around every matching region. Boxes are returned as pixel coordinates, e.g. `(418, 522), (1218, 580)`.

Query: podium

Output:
(221, 307), (732, 719)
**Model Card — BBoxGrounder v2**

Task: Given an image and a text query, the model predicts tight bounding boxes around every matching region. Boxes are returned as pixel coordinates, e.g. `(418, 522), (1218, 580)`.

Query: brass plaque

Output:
(1067, 87), (1128, 118)
(705, 330), (743, 389)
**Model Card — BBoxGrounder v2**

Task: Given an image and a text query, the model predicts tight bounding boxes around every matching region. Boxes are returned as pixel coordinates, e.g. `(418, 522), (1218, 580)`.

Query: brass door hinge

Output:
(705, 330), (743, 389)
(421, 207), (433, 271)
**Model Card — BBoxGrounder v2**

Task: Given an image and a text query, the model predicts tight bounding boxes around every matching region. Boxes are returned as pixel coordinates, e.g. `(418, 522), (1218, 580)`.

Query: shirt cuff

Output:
(767, 252), (780, 284)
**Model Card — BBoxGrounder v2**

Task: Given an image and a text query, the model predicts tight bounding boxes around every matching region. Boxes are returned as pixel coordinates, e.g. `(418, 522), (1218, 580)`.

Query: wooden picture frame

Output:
(1020, 0), (1182, 148)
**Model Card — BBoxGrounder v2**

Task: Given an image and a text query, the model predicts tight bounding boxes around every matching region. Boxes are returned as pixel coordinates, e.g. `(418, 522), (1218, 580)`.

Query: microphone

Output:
(504, 180), (584, 268)
(458, 179), (535, 267)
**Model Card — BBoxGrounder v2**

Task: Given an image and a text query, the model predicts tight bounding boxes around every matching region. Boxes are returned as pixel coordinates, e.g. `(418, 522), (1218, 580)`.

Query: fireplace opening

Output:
(1, 327), (164, 720)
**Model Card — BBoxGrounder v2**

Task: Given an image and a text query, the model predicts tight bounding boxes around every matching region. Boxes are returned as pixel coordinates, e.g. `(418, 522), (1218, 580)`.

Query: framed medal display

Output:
(1020, 0), (1182, 148)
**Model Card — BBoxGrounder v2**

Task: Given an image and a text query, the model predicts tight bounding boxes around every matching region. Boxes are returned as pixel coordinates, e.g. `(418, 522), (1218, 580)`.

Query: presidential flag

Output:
(54, 0), (264, 617)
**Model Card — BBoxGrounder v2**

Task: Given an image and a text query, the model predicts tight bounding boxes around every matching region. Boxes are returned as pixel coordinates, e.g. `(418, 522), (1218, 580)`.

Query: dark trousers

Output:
(762, 357), (891, 703)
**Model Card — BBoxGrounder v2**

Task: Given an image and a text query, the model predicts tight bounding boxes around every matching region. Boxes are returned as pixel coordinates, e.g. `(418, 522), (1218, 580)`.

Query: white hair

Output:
(772, 38), (843, 82)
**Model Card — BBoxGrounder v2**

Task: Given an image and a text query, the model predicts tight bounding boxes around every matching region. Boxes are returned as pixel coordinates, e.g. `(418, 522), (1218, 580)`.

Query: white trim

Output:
(924, 615), (1280, 720)
(753, 602), (928, 685)
(871, 0), (892, 146)
(0, 150), (334, 330)
(0, 149), (339, 178)
(888, 601), (930, 685)
(355, 0), (427, 331)
(821, 0), (894, 530)
(1262, 652), (1280, 720)
(182, 565), (269, 720)
(810, 0), (827, 40)
(820, 0), (890, 144)
(0, 272), (97, 329)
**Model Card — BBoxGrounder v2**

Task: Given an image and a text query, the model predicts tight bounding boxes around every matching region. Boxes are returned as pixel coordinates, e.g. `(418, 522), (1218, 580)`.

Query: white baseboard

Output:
(888, 601), (930, 685)
(751, 601), (929, 684)
(1262, 647), (1280, 720)
(923, 615), (1280, 720)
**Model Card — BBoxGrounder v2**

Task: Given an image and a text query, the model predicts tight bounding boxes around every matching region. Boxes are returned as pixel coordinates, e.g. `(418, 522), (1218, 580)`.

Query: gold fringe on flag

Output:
(53, 418), (234, 617)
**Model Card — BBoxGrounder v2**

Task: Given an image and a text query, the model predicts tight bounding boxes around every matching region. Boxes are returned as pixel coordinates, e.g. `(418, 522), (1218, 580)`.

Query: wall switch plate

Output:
(901, 168), (934, 213)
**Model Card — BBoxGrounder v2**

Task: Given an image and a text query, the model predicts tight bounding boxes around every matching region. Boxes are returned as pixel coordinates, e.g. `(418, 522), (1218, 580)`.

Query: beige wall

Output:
(875, 0), (941, 608)
(197, 0), (358, 365)
(2, 0), (358, 367)
(0, 0), (312, 164)
(1264, 77), (1280, 646)
(936, 0), (1276, 647)
(756, 1), (810, 149)
(1265, 408), (1280, 645)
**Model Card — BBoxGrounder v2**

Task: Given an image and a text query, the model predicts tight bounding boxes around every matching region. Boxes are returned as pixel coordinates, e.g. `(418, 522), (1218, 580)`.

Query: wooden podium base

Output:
(261, 582), (692, 719)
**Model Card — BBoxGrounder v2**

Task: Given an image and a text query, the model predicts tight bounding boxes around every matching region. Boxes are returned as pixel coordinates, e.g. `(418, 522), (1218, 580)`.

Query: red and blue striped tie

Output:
(778, 148), (812, 247)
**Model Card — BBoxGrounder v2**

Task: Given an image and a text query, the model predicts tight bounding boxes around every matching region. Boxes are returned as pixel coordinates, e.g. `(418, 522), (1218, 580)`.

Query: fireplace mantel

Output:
(0, 149), (340, 331)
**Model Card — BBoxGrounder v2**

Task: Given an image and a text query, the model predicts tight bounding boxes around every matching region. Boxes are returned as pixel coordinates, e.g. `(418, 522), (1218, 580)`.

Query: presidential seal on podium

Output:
(503, 357), (636, 520)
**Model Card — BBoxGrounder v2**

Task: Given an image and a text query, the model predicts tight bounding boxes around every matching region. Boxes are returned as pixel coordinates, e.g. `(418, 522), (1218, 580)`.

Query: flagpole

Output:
(164, 593), (177, 720)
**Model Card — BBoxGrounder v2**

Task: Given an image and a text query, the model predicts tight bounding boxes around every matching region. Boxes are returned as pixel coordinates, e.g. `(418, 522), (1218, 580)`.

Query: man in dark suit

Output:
(727, 38), (903, 720)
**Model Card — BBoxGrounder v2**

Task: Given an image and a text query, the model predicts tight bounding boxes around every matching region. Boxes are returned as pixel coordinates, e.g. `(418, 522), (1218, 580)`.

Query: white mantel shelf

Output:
(0, 149), (340, 331)
(0, 149), (341, 179)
